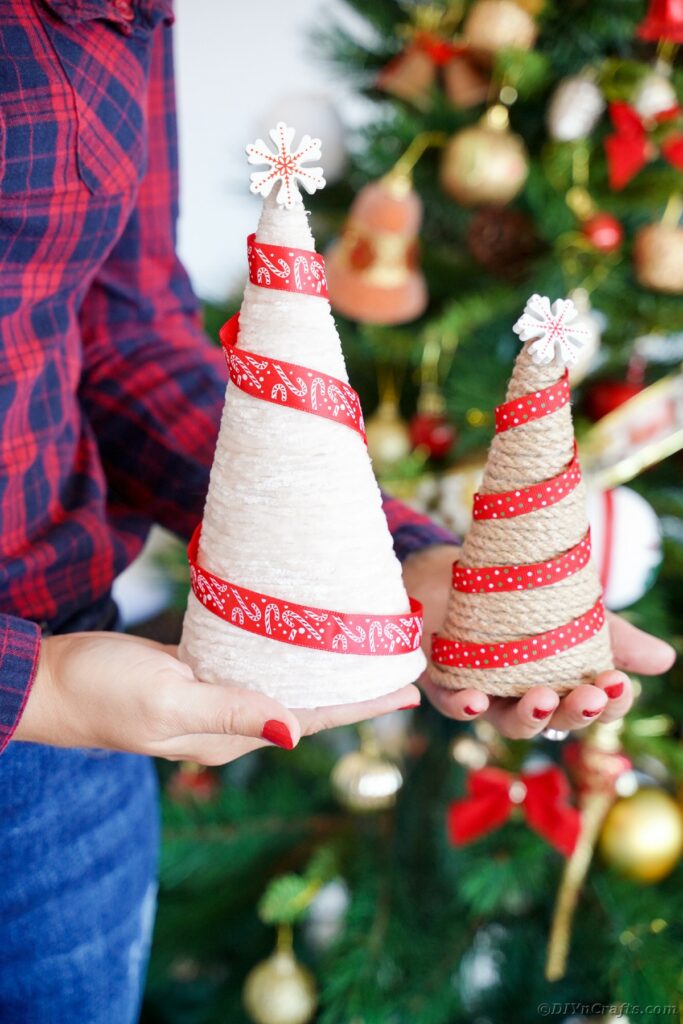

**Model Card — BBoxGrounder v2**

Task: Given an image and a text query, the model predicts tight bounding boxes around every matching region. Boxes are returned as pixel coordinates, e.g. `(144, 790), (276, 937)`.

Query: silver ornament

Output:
(547, 74), (605, 142)
(633, 70), (677, 121)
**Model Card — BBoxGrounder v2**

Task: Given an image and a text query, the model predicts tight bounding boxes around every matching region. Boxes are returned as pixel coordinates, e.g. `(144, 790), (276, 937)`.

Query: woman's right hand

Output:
(13, 632), (419, 764)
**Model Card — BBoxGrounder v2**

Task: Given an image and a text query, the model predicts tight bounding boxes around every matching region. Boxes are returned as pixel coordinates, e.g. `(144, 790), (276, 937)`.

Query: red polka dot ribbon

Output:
(431, 597), (605, 670)
(219, 314), (367, 444)
(452, 530), (592, 594)
(188, 526), (424, 656)
(495, 372), (570, 434)
(472, 443), (582, 521)
(247, 232), (329, 299)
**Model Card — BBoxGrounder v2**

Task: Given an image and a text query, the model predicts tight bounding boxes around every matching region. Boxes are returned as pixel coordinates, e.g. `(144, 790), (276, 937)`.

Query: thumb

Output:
(172, 678), (301, 749)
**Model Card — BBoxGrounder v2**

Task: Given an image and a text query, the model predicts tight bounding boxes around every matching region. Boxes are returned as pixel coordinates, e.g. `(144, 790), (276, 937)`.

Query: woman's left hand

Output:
(403, 544), (676, 740)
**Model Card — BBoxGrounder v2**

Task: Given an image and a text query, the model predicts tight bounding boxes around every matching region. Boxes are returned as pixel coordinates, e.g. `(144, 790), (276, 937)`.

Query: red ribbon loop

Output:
(219, 314), (367, 444)
(247, 233), (329, 298)
(188, 526), (424, 656)
(447, 765), (580, 856)
(605, 101), (683, 190)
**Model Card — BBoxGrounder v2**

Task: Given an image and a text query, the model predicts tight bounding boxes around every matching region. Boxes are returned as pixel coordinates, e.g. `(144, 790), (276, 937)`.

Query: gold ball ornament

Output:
(331, 748), (403, 813)
(441, 108), (529, 207)
(634, 222), (683, 294)
(598, 788), (683, 884)
(243, 946), (317, 1024)
(365, 397), (411, 472)
(463, 0), (538, 61)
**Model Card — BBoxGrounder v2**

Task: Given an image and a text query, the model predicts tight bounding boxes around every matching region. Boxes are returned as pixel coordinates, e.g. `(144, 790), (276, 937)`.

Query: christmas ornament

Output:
(633, 67), (678, 121)
(586, 487), (662, 610)
(638, 0), (683, 42)
(449, 734), (490, 770)
(546, 721), (629, 980)
(463, 0), (538, 60)
(634, 221), (683, 293)
(581, 212), (623, 253)
(443, 54), (491, 109)
(167, 762), (219, 802)
(179, 124), (426, 708)
(331, 730), (404, 813)
(365, 392), (412, 472)
(599, 787), (683, 883)
(546, 73), (605, 142)
(326, 134), (441, 325)
(255, 96), (347, 185)
(430, 294), (613, 697)
(467, 206), (540, 280)
(243, 927), (317, 1024)
(303, 879), (350, 953)
(604, 102), (683, 190)
(565, 289), (604, 386)
(584, 379), (644, 421)
(448, 765), (580, 856)
(441, 105), (529, 206)
(377, 44), (439, 108)
(409, 329), (458, 460)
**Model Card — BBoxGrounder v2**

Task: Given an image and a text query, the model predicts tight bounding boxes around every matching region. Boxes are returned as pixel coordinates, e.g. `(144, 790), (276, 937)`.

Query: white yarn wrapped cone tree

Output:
(179, 124), (425, 707)
(430, 295), (614, 697)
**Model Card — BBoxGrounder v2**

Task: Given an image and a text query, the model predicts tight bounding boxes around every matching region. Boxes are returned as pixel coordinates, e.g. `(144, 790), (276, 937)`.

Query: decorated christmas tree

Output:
(143, 4), (683, 1023)
(179, 124), (425, 707)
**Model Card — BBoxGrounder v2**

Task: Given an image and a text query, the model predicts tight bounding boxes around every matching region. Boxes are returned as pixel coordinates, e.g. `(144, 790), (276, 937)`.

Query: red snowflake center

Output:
(275, 154), (297, 176)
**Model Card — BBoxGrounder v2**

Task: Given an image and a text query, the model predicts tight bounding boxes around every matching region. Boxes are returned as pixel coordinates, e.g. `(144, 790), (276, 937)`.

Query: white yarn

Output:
(179, 195), (426, 707)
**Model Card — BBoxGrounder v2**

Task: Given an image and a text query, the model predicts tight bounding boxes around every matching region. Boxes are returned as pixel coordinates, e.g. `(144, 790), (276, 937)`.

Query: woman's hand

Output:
(14, 632), (420, 764)
(403, 544), (676, 740)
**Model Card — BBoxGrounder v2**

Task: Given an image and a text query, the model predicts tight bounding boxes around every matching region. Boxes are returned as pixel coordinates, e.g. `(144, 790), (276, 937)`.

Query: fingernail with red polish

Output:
(464, 706), (481, 716)
(605, 682), (624, 700)
(532, 707), (553, 720)
(399, 703), (420, 710)
(261, 720), (294, 749)
(582, 708), (602, 718)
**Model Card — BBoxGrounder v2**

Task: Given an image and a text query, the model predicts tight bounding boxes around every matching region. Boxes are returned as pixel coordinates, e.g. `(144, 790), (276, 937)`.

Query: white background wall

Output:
(173, 0), (368, 302)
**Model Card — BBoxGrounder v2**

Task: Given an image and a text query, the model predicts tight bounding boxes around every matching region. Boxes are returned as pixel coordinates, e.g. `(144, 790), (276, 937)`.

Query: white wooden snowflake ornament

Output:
(246, 122), (326, 210)
(512, 294), (591, 368)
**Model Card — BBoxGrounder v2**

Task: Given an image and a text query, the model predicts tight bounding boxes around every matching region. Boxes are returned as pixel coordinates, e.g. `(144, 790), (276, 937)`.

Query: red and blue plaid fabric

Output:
(0, 1), (456, 752)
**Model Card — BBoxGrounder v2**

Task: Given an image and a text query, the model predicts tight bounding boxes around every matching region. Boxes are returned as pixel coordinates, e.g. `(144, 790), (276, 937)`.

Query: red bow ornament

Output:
(638, 0), (683, 42)
(447, 766), (580, 857)
(605, 101), (683, 190)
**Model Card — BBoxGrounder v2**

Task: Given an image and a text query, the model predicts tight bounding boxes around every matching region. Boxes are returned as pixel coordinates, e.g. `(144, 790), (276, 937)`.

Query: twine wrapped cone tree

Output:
(179, 123), (426, 708)
(430, 295), (614, 696)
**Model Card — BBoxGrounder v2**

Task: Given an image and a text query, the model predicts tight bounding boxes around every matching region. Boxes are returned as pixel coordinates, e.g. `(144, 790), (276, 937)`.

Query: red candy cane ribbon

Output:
(431, 597), (605, 670)
(219, 314), (367, 444)
(247, 233), (329, 298)
(188, 526), (424, 656)
(472, 443), (582, 521)
(495, 372), (570, 433)
(452, 530), (592, 594)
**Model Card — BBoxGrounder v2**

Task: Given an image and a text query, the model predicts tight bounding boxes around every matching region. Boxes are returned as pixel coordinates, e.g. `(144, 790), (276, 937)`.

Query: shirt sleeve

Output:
(78, 24), (459, 559)
(0, 615), (41, 755)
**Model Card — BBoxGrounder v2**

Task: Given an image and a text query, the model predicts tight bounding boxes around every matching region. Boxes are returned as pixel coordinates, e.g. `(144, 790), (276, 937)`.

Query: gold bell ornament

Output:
(326, 134), (444, 325)
(243, 925), (317, 1024)
(441, 103), (529, 206)
(462, 0), (538, 61)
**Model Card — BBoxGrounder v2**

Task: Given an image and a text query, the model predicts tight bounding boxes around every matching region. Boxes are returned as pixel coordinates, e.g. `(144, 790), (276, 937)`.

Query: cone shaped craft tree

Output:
(430, 295), (613, 696)
(179, 123), (426, 707)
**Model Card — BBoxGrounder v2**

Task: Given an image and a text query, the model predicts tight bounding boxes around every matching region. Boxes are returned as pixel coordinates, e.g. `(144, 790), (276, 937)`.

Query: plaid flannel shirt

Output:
(0, 0), (456, 752)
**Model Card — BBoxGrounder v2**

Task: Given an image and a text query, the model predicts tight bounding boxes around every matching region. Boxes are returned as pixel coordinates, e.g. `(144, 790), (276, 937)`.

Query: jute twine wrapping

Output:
(429, 344), (613, 696)
(178, 194), (426, 707)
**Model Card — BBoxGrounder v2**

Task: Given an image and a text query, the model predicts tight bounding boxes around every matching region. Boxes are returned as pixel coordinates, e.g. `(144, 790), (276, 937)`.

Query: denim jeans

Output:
(0, 597), (160, 1024)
